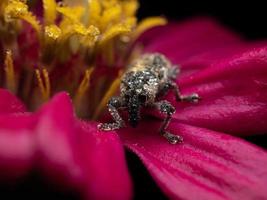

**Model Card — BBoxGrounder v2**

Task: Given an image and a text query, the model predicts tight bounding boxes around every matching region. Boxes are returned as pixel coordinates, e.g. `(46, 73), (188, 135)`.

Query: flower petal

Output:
(35, 92), (84, 189)
(77, 121), (133, 200)
(0, 89), (26, 114)
(120, 120), (267, 200)
(166, 46), (267, 136)
(0, 92), (132, 199)
(35, 92), (132, 199)
(0, 113), (35, 180)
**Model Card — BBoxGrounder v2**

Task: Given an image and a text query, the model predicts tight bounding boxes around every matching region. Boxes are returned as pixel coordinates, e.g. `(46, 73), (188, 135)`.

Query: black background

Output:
(1, 1), (267, 199)
(138, 0), (267, 39)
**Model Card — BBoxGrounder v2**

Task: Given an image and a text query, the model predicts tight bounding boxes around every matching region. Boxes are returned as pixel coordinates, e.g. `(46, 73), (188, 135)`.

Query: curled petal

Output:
(120, 120), (267, 200)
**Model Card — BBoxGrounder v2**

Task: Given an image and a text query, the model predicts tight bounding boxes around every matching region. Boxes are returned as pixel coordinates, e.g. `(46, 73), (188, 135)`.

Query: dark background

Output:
(138, 0), (267, 39)
(1, 1), (267, 199)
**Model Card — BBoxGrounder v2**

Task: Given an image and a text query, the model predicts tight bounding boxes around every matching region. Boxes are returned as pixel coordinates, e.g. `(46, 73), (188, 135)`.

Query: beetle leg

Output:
(168, 65), (180, 79)
(98, 97), (125, 131)
(153, 100), (183, 144)
(170, 81), (200, 103)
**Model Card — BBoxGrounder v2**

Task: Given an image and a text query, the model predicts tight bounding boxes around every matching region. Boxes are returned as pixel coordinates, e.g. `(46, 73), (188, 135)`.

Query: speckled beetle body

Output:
(98, 53), (200, 144)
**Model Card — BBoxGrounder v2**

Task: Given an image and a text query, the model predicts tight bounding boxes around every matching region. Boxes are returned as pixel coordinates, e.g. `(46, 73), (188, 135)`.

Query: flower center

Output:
(0, 0), (166, 119)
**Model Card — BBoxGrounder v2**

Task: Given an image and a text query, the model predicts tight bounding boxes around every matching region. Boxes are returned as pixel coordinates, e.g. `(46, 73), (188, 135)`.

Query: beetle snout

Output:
(128, 96), (140, 128)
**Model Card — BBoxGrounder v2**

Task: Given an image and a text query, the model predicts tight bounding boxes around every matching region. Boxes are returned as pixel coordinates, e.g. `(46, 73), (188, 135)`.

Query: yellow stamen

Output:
(42, 24), (62, 63)
(57, 5), (100, 50)
(35, 68), (50, 101)
(132, 17), (167, 40)
(57, 6), (84, 23)
(4, 0), (41, 37)
(121, 0), (139, 17)
(35, 70), (45, 99)
(87, 0), (101, 26)
(4, 50), (16, 93)
(125, 16), (137, 28)
(92, 70), (123, 120)
(63, 0), (85, 7)
(80, 25), (100, 47)
(100, 4), (122, 30)
(101, 0), (118, 9)
(0, 0), (8, 18)
(43, 69), (50, 98)
(99, 23), (131, 46)
(74, 67), (94, 110)
(43, 0), (57, 25)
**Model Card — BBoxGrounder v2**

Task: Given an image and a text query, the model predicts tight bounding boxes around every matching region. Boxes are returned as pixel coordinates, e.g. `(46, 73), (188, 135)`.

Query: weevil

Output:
(98, 53), (199, 144)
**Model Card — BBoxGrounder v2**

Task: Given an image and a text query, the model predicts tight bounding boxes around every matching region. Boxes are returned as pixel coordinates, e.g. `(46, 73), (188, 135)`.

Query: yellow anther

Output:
(80, 25), (100, 47)
(132, 17), (167, 40)
(44, 24), (62, 40)
(35, 68), (50, 101)
(99, 23), (131, 45)
(61, 23), (100, 48)
(57, 5), (91, 47)
(4, 0), (28, 21)
(73, 23), (91, 36)
(4, 0), (41, 36)
(92, 70), (123, 120)
(87, 25), (101, 38)
(4, 50), (16, 93)
(43, 0), (57, 25)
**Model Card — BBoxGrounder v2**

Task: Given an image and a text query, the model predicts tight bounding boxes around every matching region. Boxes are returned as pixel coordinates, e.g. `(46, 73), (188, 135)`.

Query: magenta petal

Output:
(120, 120), (267, 200)
(77, 122), (133, 200)
(0, 89), (26, 114)
(35, 92), (84, 189)
(0, 89), (32, 180)
(163, 46), (267, 136)
(35, 92), (132, 199)
(0, 114), (35, 180)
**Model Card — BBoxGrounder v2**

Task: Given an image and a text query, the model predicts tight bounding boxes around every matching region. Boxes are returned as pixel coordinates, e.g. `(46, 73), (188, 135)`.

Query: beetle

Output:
(98, 53), (199, 144)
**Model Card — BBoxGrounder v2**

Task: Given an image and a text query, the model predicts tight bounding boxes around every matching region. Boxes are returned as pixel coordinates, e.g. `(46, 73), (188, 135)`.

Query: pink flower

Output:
(1, 16), (267, 200)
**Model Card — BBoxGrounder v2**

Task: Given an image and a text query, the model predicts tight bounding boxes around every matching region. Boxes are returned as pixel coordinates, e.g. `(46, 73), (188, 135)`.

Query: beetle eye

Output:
(138, 94), (147, 103)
